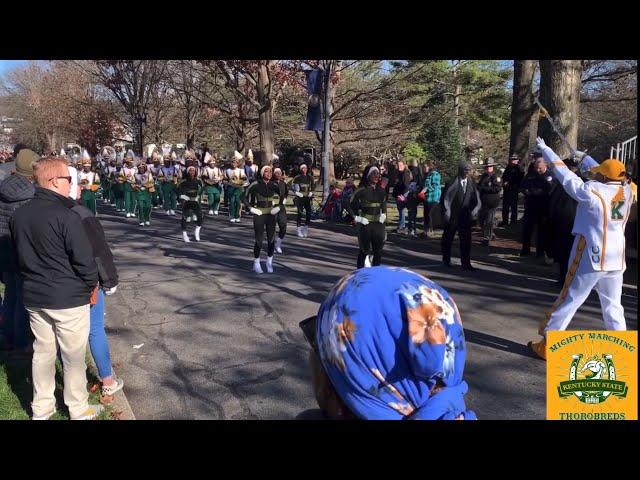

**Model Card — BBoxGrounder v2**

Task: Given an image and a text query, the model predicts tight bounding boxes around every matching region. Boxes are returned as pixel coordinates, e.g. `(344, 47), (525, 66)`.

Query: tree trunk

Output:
(256, 63), (275, 166)
(186, 132), (195, 150)
(537, 60), (583, 159)
(509, 60), (537, 160)
(46, 132), (56, 153)
(453, 61), (461, 127)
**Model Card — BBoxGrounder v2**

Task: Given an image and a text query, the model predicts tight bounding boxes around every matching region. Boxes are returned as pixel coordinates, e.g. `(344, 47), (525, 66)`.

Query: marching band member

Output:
(133, 162), (154, 226)
(292, 163), (314, 238)
(528, 138), (634, 360)
(160, 155), (178, 216)
(78, 153), (101, 215)
(346, 166), (387, 268)
(149, 154), (164, 209)
(272, 167), (289, 254)
(243, 165), (282, 273)
(201, 156), (224, 215)
(179, 166), (204, 242)
(225, 151), (248, 223)
(122, 151), (137, 218)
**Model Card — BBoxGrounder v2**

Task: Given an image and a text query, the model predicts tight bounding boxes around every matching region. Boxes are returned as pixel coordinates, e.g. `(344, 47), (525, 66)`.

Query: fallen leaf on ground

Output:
(89, 383), (100, 393)
(100, 393), (115, 405)
(133, 343), (144, 349)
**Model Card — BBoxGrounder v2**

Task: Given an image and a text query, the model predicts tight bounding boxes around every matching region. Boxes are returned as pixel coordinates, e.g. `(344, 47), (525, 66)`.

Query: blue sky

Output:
(0, 60), (27, 77)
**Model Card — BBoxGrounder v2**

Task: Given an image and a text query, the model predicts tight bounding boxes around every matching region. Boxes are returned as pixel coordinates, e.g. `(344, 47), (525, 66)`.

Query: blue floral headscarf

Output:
(316, 266), (476, 420)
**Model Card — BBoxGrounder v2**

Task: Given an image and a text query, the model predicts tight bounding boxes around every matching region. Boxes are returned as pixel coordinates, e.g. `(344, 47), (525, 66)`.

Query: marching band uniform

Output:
(529, 139), (634, 360)
(225, 151), (248, 222)
(78, 159), (101, 215)
(160, 158), (179, 215)
(243, 165), (283, 273)
(149, 159), (164, 208)
(133, 164), (154, 226)
(122, 152), (137, 218)
(292, 164), (314, 237)
(201, 161), (224, 215)
(346, 167), (387, 268)
(179, 167), (204, 242)
(272, 168), (289, 254)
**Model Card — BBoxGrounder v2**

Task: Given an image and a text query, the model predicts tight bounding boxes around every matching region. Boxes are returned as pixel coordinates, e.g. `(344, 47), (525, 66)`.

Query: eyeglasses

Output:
(49, 176), (72, 183)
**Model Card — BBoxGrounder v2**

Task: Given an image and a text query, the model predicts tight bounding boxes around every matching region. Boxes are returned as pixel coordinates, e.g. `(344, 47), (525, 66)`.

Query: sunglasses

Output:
(50, 176), (72, 183)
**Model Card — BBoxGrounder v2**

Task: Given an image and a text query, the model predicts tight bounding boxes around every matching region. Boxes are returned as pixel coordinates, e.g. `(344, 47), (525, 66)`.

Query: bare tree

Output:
(91, 61), (167, 155)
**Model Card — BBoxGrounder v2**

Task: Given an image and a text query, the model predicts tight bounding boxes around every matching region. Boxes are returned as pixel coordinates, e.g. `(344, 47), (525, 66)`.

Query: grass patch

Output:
(0, 351), (111, 420)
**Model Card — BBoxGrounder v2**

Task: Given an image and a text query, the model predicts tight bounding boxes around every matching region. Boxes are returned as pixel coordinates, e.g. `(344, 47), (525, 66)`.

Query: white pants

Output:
(543, 236), (626, 334)
(27, 304), (90, 419)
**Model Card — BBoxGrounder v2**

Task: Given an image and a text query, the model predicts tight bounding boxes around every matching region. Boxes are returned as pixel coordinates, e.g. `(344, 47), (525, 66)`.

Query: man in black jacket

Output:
(0, 148), (37, 352)
(499, 154), (524, 226)
(392, 160), (413, 234)
(477, 158), (502, 246)
(10, 156), (103, 420)
(519, 156), (554, 263)
(440, 161), (482, 271)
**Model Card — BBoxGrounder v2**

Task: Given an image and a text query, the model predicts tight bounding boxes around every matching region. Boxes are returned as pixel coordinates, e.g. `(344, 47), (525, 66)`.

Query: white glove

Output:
(535, 137), (547, 150)
(307, 191), (313, 198)
(295, 191), (304, 198)
(379, 213), (386, 223)
(270, 206), (280, 215)
(282, 197), (287, 205)
(250, 207), (262, 216)
(355, 216), (369, 225)
(179, 194), (189, 201)
(103, 285), (117, 296)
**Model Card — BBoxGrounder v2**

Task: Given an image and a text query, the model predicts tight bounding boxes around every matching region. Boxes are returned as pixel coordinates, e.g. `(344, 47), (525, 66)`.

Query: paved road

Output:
(97, 199), (636, 420)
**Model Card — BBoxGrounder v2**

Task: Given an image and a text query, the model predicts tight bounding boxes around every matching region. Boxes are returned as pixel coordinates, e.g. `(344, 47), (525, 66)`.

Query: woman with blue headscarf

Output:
(308, 266), (476, 420)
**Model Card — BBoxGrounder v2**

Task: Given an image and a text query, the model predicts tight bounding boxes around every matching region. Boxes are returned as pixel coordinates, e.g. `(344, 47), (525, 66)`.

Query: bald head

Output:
(33, 156), (72, 197)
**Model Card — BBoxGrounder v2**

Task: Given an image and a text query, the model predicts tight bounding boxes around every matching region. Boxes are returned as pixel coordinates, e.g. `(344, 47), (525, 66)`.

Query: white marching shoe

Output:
(194, 226), (201, 242)
(208, 209), (214, 215)
(145, 221), (150, 226)
(364, 254), (373, 268)
(297, 226), (304, 237)
(303, 225), (309, 237)
(266, 256), (274, 273)
(253, 258), (263, 274)
(170, 210), (176, 216)
(182, 231), (190, 243)
(139, 222), (144, 226)
(275, 237), (283, 254)
(213, 210), (219, 215)
(192, 215), (198, 222)
(166, 210), (171, 215)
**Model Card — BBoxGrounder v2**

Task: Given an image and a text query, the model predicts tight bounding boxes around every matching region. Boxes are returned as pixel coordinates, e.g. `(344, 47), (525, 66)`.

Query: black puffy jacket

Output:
(0, 174), (35, 273)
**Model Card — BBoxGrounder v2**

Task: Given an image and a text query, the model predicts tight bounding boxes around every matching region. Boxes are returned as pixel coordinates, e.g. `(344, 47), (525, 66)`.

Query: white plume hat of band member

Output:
(260, 164), (272, 177)
(59, 148), (66, 156)
(171, 151), (177, 161)
(273, 167), (282, 176)
(272, 153), (279, 161)
(204, 152), (212, 164)
(125, 149), (135, 162)
(367, 166), (380, 178)
(299, 163), (308, 171)
(81, 149), (91, 162)
(186, 165), (196, 175)
(247, 149), (254, 161)
(233, 150), (243, 161)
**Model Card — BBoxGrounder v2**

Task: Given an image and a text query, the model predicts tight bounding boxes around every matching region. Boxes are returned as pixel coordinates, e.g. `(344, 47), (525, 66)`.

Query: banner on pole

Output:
(305, 68), (324, 132)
